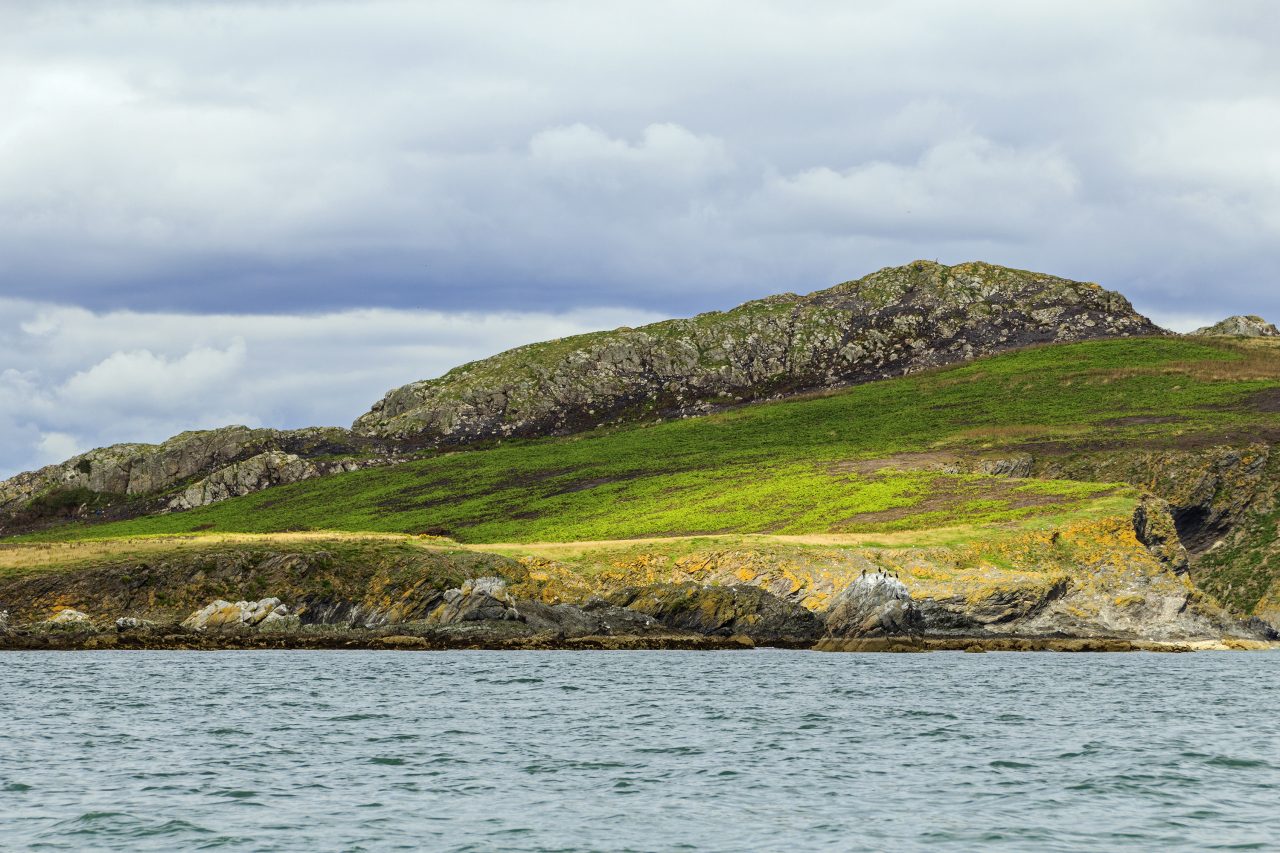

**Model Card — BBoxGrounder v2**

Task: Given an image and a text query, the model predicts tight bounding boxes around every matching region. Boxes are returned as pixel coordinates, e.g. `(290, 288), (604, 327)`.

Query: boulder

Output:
(49, 608), (92, 625)
(115, 617), (157, 632)
(182, 598), (292, 631)
(1192, 315), (1280, 338)
(825, 574), (924, 638)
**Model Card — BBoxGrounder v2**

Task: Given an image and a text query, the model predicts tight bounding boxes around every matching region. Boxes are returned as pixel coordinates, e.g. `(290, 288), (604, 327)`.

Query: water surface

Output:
(1, 650), (1277, 851)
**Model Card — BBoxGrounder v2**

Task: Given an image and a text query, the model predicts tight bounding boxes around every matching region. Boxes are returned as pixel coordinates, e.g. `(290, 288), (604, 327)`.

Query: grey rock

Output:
(48, 608), (92, 625)
(426, 578), (521, 625)
(1192, 315), (1280, 337)
(0, 425), (388, 518)
(915, 582), (1069, 633)
(825, 574), (924, 637)
(601, 582), (823, 645)
(182, 598), (291, 631)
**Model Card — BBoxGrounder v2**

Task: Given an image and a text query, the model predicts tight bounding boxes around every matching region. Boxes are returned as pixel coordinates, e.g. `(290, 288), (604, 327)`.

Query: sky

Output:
(2, 0), (1278, 478)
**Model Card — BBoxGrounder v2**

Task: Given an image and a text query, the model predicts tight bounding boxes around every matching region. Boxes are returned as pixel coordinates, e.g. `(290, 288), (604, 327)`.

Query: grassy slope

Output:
(21, 337), (1279, 546)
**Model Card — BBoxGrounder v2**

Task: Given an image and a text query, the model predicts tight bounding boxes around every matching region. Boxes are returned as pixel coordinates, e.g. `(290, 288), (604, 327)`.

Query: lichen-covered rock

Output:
(825, 574), (924, 637)
(182, 597), (291, 631)
(601, 582), (823, 645)
(114, 617), (156, 631)
(0, 426), (382, 519)
(1040, 444), (1273, 554)
(167, 451), (318, 511)
(1254, 582), (1280, 631)
(354, 260), (1163, 443)
(1192, 315), (1280, 337)
(48, 604), (92, 625)
(1133, 495), (1191, 575)
(426, 577), (522, 625)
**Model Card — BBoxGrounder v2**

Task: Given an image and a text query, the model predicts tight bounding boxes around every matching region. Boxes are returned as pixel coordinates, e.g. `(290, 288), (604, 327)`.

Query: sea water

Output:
(1, 649), (1277, 851)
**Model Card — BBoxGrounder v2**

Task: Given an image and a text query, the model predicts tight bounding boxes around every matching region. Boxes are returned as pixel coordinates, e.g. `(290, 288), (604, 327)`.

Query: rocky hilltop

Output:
(1193, 315), (1280, 338)
(353, 260), (1162, 442)
(0, 426), (400, 533)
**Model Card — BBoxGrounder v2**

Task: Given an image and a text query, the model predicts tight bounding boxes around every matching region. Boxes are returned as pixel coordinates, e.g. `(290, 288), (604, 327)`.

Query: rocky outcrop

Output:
(1192, 315), (1280, 337)
(601, 582), (823, 646)
(182, 598), (293, 631)
(824, 574), (924, 637)
(0, 529), (1269, 649)
(426, 577), (521, 624)
(1039, 445), (1273, 554)
(1133, 495), (1191, 575)
(48, 608), (91, 625)
(0, 425), (389, 523)
(354, 260), (1163, 443)
(165, 451), (396, 511)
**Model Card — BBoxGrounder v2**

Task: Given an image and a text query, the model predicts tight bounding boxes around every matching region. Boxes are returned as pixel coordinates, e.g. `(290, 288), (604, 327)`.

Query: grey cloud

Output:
(0, 3), (1276, 321)
(0, 299), (661, 478)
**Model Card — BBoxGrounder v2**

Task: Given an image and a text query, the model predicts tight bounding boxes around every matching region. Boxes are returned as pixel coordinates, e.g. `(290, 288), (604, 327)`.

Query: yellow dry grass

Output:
(0, 531), (427, 575)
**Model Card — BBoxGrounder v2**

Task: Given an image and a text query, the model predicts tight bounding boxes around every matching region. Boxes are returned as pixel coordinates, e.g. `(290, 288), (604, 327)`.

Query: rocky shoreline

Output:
(1, 626), (1272, 653)
(3, 558), (1273, 653)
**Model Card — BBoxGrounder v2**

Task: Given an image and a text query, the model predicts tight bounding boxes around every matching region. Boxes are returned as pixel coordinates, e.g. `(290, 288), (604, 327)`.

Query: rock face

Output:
(165, 451), (392, 511)
(426, 577), (522, 625)
(354, 260), (1163, 443)
(1192, 315), (1280, 337)
(1133, 495), (1191, 575)
(602, 582), (823, 646)
(824, 574), (924, 637)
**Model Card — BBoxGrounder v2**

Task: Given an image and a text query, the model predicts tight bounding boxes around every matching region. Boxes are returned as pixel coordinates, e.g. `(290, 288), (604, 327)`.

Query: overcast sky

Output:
(2, 0), (1278, 478)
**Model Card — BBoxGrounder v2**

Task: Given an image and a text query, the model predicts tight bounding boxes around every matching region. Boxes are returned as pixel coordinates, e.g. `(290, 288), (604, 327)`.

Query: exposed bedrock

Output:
(823, 574), (924, 638)
(601, 582), (823, 646)
(0, 426), (404, 526)
(353, 260), (1162, 443)
(1192, 315), (1280, 337)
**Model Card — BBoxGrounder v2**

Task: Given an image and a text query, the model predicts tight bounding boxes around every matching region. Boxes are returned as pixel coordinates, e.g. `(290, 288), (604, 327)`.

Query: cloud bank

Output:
(0, 0), (1276, 318)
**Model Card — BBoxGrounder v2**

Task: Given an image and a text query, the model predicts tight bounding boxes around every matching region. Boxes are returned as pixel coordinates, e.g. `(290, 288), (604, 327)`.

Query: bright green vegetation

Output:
(23, 337), (1280, 545)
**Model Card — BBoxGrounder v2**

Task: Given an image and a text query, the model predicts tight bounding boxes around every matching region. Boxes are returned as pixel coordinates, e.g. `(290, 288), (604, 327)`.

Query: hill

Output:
(353, 260), (1160, 442)
(2, 262), (1279, 649)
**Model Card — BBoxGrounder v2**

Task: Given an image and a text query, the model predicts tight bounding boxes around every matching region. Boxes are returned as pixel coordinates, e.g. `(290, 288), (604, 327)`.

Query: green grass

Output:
(20, 337), (1279, 544)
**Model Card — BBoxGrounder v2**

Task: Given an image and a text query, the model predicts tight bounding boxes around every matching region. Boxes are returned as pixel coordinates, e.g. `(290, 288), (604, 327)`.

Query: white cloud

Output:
(35, 432), (84, 466)
(0, 299), (662, 479)
(750, 135), (1078, 240)
(0, 1), (1274, 318)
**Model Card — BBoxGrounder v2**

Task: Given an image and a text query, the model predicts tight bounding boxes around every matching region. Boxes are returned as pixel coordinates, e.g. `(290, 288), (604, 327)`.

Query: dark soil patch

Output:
(1097, 415), (1188, 427)
(1247, 387), (1280, 413)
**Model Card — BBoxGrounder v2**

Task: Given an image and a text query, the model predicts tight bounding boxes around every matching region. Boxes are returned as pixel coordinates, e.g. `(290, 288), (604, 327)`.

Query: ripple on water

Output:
(0, 649), (1277, 852)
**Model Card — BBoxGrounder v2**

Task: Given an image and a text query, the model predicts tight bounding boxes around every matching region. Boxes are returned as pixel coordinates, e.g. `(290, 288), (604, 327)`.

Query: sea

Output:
(1, 649), (1277, 852)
